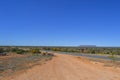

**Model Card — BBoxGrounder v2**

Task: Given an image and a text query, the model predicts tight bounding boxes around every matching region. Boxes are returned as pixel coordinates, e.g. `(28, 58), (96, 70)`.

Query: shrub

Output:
(31, 49), (40, 54)
(0, 48), (4, 53)
(11, 48), (19, 52)
(11, 48), (25, 54)
(91, 50), (95, 54)
(16, 50), (25, 54)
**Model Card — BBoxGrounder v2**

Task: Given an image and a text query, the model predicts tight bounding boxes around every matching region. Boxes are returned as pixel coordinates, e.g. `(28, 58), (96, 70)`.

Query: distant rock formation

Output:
(79, 45), (96, 48)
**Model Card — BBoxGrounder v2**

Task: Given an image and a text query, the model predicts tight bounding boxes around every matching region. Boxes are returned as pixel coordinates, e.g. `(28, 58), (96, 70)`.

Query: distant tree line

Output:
(0, 47), (44, 55)
(1, 47), (120, 55)
(43, 47), (120, 55)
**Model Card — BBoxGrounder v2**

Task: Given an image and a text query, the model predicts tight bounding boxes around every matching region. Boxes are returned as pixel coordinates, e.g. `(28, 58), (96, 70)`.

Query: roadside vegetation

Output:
(0, 47), (54, 79)
(43, 47), (120, 62)
(43, 47), (120, 55)
(87, 57), (120, 68)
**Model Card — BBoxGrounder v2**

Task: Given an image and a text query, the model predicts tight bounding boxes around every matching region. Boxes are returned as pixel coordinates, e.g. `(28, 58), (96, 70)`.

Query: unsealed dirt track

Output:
(6, 53), (120, 80)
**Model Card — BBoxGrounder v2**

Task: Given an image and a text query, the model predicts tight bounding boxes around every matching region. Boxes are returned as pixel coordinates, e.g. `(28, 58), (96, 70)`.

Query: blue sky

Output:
(0, 0), (120, 46)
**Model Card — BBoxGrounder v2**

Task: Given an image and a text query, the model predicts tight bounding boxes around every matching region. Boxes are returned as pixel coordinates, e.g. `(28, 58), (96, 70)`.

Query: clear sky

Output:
(0, 0), (120, 46)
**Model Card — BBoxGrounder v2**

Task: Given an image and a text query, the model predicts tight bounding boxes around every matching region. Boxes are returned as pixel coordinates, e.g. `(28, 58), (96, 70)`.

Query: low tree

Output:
(16, 50), (25, 54)
(91, 50), (95, 54)
(0, 48), (4, 53)
(11, 48), (19, 52)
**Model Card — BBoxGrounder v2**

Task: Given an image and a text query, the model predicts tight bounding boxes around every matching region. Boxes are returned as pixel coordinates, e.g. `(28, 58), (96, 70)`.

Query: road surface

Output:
(56, 52), (120, 61)
(6, 53), (120, 80)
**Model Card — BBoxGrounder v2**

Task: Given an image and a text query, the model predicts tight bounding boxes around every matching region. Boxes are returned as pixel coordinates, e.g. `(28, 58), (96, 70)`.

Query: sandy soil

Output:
(4, 53), (120, 80)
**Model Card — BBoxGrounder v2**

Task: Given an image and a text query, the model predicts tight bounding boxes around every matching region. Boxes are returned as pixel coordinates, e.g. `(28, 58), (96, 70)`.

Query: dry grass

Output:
(87, 57), (120, 68)
(0, 53), (53, 78)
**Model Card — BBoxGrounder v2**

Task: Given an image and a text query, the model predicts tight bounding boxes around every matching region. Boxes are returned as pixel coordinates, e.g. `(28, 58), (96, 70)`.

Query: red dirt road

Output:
(7, 53), (120, 80)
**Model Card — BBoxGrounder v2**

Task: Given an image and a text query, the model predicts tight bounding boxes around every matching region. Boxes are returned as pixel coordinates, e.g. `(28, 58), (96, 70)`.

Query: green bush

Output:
(0, 48), (4, 53)
(11, 48), (19, 52)
(91, 50), (95, 54)
(16, 50), (25, 54)
(11, 48), (25, 54)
